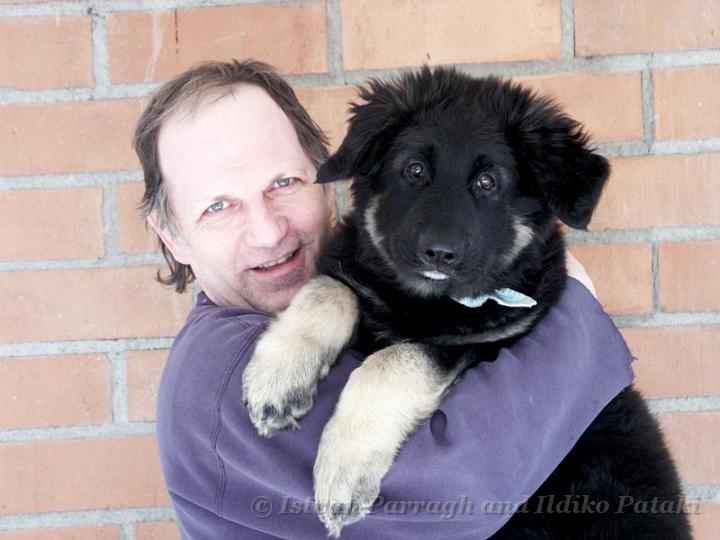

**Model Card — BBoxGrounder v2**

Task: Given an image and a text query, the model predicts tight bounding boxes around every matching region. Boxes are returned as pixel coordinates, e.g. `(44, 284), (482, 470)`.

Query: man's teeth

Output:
(257, 251), (295, 269)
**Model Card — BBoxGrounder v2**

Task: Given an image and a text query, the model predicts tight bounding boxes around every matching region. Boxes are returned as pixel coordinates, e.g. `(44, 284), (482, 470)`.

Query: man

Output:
(136, 60), (634, 539)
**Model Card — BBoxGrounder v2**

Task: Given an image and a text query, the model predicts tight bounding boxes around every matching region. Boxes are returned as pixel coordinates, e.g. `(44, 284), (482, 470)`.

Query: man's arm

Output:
(157, 275), (633, 539)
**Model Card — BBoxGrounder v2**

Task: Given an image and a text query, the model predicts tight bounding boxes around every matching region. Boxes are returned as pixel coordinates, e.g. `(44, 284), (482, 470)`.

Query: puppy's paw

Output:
(242, 335), (331, 438)
(243, 384), (316, 438)
(243, 275), (359, 438)
(313, 422), (389, 537)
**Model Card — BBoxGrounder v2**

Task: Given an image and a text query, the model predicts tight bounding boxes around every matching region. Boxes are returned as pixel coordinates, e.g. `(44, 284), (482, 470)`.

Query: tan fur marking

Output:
(314, 343), (456, 536)
(504, 217), (535, 265)
(242, 276), (359, 437)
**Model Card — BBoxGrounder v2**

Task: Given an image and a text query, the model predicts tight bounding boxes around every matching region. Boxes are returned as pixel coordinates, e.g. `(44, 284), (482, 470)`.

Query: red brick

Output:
(0, 188), (103, 261)
(0, 267), (192, 342)
(127, 350), (168, 422)
(341, 0), (561, 70)
(576, 0), (720, 56)
(517, 72), (643, 144)
(689, 502), (720, 540)
(136, 522), (180, 540)
(117, 182), (158, 254)
(622, 326), (720, 399)
(591, 154), (720, 231)
(0, 527), (119, 540)
(654, 66), (720, 141)
(569, 244), (653, 315)
(0, 100), (143, 176)
(0, 354), (111, 429)
(0, 16), (92, 90)
(659, 241), (720, 313)
(107, 3), (327, 83)
(658, 412), (720, 484)
(295, 85), (358, 150)
(0, 436), (170, 514)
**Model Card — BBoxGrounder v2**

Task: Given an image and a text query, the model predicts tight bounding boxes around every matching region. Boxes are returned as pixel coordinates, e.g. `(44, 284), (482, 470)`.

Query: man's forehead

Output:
(160, 83), (289, 139)
(157, 83), (314, 204)
(160, 84), (303, 164)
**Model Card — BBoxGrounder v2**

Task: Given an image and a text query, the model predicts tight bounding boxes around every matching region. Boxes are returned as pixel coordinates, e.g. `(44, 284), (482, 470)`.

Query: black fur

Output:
(316, 66), (690, 538)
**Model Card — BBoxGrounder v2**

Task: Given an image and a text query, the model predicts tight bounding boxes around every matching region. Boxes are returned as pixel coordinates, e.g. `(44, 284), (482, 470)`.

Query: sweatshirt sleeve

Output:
(156, 277), (634, 539)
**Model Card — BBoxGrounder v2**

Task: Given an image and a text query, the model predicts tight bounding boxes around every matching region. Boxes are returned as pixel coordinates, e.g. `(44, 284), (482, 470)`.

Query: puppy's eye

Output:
(405, 162), (425, 178)
(476, 173), (496, 191)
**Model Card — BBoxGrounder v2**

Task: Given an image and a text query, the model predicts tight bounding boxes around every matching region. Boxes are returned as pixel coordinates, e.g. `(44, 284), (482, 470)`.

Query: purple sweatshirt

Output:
(156, 278), (634, 539)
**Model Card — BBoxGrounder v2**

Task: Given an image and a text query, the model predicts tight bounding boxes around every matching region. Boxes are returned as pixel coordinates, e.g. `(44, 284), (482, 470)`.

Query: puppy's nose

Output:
(419, 240), (463, 268)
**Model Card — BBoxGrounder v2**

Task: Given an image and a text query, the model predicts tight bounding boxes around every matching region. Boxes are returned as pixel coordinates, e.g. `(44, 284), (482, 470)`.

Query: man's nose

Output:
(243, 200), (288, 248)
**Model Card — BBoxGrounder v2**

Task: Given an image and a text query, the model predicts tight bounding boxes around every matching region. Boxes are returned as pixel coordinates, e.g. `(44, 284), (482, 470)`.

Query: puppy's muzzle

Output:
(418, 235), (465, 271)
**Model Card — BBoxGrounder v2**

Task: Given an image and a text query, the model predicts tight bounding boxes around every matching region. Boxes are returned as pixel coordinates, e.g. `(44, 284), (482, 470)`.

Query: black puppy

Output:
(242, 66), (690, 538)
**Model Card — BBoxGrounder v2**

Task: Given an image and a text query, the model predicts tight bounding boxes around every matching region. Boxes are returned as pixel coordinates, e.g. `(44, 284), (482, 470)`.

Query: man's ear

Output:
(317, 79), (407, 184)
(507, 89), (610, 230)
(147, 212), (192, 265)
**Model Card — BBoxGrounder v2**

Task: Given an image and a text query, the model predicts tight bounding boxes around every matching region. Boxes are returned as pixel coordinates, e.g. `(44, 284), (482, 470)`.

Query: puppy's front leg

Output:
(313, 343), (457, 537)
(242, 276), (359, 437)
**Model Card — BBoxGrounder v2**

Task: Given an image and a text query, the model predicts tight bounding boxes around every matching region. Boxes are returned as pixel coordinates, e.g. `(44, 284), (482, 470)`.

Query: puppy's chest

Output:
(351, 305), (506, 374)
(351, 287), (503, 351)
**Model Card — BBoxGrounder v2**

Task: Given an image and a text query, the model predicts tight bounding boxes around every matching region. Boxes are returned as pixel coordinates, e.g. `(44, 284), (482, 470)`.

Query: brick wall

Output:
(0, 0), (718, 538)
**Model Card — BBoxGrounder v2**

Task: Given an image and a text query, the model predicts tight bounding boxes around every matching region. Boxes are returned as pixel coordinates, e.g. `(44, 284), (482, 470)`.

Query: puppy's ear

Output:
(507, 89), (610, 230)
(317, 80), (406, 184)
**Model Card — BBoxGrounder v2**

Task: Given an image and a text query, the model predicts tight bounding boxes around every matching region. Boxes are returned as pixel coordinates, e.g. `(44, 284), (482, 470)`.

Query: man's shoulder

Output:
(156, 296), (270, 445)
(180, 294), (270, 342)
(171, 297), (268, 372)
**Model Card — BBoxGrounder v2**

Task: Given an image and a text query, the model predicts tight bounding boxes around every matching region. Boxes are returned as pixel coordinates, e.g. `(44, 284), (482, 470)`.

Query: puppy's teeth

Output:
(423, 271), (449, 281)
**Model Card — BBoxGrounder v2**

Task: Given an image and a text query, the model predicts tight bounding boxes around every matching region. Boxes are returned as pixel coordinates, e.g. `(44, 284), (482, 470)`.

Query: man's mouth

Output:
(252, 248), (301, 272)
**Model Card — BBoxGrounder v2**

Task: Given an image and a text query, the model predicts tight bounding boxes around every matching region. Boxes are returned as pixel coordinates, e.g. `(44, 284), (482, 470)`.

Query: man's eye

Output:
(274, 177), (298, 189)
(206, 200), (228, 214)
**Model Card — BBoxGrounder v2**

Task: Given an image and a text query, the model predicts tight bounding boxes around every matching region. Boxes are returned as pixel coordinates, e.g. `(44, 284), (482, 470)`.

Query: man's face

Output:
(155, 84), (334, 312)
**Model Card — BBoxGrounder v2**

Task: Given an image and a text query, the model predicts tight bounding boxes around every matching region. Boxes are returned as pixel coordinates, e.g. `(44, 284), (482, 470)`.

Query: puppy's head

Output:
(317, 66), (609, 299)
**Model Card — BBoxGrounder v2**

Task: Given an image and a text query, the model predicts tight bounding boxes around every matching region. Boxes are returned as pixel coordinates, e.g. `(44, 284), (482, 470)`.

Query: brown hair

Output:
(134, 59), (329, 292)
